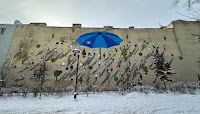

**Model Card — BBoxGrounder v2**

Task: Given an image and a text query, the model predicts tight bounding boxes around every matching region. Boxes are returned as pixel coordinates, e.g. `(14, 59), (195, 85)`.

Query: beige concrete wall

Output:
(171, 20), (200, 82)
(3, 20), (200, 90)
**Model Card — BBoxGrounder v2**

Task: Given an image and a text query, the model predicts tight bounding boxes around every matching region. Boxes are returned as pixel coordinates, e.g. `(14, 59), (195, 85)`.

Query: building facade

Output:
(0, 20), (21, 74)
(1, 20), (200, 90)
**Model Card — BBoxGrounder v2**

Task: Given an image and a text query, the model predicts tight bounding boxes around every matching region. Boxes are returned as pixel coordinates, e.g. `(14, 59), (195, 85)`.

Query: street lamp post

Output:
(73, 48), (80, 99)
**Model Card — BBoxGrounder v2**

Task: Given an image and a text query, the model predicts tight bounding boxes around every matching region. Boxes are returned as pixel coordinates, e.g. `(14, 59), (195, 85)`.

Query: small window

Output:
(0, 28), (6, 35)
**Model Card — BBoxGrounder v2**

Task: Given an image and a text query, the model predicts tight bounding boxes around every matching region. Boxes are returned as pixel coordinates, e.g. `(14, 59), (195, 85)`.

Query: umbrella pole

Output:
(99, 48), (101, 59)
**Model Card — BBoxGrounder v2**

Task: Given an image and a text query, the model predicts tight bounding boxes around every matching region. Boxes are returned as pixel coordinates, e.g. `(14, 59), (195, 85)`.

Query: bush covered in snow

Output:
(0, 81), (199, 98)
(169, 82), (199, 94)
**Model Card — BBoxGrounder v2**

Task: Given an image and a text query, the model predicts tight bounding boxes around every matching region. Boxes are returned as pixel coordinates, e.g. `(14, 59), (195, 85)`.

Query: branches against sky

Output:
(173, 0), (200, 20)
(173, 0), (200, 10)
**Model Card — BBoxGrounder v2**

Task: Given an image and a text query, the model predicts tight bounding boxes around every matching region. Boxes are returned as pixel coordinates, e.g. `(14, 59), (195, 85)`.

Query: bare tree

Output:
(0, 62), (9, 87)
(173, 0), (200, 20)
(173, 0), (200, 10)
(39, 61), (47, 99)
(34, 54), (49, 99)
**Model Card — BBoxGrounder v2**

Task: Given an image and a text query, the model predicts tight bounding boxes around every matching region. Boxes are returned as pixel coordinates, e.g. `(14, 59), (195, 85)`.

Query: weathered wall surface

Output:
(0, 20), (21, 74)
(2, 20), (200, 89)
(171, 20), (200, 82)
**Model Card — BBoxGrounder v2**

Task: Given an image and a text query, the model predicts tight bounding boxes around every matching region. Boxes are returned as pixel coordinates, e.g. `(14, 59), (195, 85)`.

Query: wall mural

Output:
(1, 22), (199, 94)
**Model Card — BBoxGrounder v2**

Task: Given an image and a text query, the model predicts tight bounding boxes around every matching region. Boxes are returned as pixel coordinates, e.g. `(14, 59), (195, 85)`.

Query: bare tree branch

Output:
(175, 11), (198, 20)
(173, 0), (200, 10)
(173, 0), (180, 6)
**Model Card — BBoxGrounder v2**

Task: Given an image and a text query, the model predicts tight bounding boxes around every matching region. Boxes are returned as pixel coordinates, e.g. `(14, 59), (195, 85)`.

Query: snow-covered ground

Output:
(0, 92), (200, 114)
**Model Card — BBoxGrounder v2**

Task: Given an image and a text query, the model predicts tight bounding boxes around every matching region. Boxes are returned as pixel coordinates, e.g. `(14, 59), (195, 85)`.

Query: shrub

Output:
(52, 33), (54, 38)
(103, 52), (106, 58)
(33, 71), (37, 76)
(67, 57), (70, 62)
(179, 56), (183, 60)
(126, 34), (129, 39)
(51, 58), (55, 63)
(160, 53), (164, 57)
(165, 62), (171, 68)
(143, 66), (148, 72)
(54, 70), (62, 77)
(60, 37), (65, 42)
(169, 82), (199, 94)
(80, 76), (83, 84)
(88, 66), (93, 70)
(82, 48), (86, 57)
(120, 46), (127, 59)
(122, 53), (127, 59)
(36, 44), (40, 48)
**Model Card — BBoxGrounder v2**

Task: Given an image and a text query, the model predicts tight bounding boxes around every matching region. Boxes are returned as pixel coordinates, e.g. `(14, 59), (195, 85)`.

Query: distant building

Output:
(0, 20), (21, 73)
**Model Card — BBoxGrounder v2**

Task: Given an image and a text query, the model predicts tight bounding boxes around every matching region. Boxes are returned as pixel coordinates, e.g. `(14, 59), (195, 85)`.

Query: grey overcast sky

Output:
(0, 0), (197, 28)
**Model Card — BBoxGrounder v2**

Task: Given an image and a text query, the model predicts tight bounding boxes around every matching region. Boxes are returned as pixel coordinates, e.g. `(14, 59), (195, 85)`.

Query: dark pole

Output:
(74, 54), (79, 99)
(99, 48), (101, 59)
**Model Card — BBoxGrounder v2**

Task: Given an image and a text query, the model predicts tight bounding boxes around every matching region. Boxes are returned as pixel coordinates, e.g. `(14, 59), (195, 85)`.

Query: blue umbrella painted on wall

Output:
(76, 31), (123, 59)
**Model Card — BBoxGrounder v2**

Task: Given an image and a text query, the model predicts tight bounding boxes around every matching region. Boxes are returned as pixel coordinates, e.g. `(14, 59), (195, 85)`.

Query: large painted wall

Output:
(2, 20), (200, 89)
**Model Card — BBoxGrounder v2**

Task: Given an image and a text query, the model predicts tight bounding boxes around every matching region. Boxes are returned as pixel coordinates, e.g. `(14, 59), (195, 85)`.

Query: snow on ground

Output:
(0, 92), (200, 114)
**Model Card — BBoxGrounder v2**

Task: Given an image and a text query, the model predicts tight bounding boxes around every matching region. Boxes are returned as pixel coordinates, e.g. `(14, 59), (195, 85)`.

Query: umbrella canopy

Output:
(76, 32), (123, 48)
